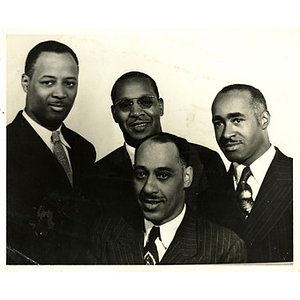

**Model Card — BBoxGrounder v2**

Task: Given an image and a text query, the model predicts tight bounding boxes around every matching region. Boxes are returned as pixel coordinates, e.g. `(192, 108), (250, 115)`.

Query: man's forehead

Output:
(135, 141), (180, 165)
(213, 90), (253, 111)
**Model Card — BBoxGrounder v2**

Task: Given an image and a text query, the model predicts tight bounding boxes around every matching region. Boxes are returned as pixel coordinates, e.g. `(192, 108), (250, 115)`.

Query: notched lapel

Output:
(107, 221), (144, 264)
(160, 211), (199, 264)
(243, 150), (293, 243)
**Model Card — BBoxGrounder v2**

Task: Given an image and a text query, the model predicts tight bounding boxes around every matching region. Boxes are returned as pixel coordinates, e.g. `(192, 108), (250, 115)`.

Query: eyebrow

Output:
(118, 95), (155, 101)
(40, 75), (78, 80)
(134, 166), (174, 172)
(212, 112), (246, 122)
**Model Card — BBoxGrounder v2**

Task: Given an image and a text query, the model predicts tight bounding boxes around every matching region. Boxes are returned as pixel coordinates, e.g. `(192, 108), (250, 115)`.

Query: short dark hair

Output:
(24, 40), (79, 78)
(214, 84), (268, 114)
(111, 71), (160, 103)
(135, 132), (190, 167)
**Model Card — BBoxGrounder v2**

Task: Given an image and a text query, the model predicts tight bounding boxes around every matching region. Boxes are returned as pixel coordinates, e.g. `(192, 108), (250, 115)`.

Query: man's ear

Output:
(21, 73), (30, 93)
(261, 110), (270, 130)
(183, 166), (193, 189)
(158, 98), (164, 116)
(111, 105), (118, 123)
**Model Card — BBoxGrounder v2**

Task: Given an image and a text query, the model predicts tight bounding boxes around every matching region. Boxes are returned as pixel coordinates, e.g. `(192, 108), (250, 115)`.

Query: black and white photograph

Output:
(0, 13), (299, 299)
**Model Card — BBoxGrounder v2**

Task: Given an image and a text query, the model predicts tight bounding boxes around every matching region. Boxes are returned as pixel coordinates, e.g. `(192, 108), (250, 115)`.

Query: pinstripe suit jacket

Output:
(219, 148), (293, 263)
(90, 208), (247, 264)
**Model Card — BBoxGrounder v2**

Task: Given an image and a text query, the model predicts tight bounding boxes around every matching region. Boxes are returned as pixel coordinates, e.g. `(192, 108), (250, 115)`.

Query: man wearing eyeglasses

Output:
(86, 71), (227, 223)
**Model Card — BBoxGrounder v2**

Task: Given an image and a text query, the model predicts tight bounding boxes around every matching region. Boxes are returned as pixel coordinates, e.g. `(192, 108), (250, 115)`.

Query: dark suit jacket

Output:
(7, 111), (96, 264)
(90, 208), (247, 264)
(218, 148), (293, 263)
(86, 143), (227, 223)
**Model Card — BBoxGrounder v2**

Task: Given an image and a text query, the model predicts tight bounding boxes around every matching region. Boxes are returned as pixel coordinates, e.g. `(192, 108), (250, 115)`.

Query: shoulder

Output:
(62, 125), (95, 151)
(187, 142), (225, 173)
(7, 111), (27, 137)
(94, 146), (129, 169)
(188, 142), (222, 161)
(197, 214), (243, 243)
(271, 147), (293, 180)
(92, 212), (134, 242)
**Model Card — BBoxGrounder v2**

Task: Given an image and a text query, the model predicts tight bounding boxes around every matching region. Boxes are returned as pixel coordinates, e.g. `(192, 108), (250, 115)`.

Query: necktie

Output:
(144, 226), (160, 265)
(236, 166), (254, 219)
(51, 131), (73, 187)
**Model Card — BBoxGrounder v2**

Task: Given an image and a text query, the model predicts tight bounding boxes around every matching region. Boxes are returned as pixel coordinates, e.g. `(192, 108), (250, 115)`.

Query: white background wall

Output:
(5, 29), (299, 167)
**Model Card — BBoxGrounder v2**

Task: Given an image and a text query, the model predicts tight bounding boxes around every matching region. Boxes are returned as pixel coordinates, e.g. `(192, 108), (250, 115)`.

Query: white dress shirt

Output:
(22, 110), (72, 166)
(125, 142), (135, 166)
(233, 145), (276, 201)
(144, 204), (186, 262)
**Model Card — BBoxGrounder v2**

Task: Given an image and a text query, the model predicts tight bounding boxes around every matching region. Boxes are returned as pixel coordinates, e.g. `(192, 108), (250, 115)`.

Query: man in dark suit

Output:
(7, 40), (96, 264)
(211, 84), (293, 263)
(87, 71), (226, 223)
(90, 133), (246, 264)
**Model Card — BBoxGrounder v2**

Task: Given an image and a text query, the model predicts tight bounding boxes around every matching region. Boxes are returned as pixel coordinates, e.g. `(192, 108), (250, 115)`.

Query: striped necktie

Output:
(144, 226), (160, 265)
(51, 131), (73, 187)
(236, 166), (254, 219)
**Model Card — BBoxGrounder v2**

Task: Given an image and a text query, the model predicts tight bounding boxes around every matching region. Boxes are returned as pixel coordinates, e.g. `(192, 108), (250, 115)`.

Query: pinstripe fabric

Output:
(91, 209), (247, 264)
(222, 148), (293, 263)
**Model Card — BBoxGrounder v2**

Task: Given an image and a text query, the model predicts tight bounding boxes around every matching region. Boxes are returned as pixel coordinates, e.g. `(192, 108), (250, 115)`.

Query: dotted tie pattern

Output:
(51, 131), (73, 187)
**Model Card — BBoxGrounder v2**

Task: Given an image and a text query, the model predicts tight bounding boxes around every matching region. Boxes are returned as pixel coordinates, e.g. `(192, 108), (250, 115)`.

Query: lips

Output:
(129, 121), (149, 131)
(140, 198), (164, 211)
(49, 103), (66, 112)
(222, 141), (242, 152)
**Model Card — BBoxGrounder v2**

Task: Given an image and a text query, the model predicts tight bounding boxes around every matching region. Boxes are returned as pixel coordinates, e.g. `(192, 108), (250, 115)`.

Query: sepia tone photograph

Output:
(1, 26), (299, 299)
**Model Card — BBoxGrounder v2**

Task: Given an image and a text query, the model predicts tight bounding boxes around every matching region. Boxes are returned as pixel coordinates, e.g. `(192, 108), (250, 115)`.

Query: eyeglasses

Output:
(115, 96), (157, 112)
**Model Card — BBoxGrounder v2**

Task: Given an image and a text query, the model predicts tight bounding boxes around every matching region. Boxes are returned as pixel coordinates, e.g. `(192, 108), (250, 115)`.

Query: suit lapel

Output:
(160, 210), (198, 264)
(243, 149), (293, 243)
(107, 216), (144, 264)
(13, 113), (72, 189)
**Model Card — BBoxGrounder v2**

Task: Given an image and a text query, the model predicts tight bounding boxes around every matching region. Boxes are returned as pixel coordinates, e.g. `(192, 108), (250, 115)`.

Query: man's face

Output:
(22, 52), (78, 130)
(111, 78), (164, 147)
(212, 90), (268, 166)
(134, 140), (192, 225)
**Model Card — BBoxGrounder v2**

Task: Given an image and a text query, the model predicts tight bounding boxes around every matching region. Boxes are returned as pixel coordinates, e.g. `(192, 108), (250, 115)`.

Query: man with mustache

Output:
(87, 71), (226, 223)
(90, 133), (246, 264)
(211, 84), (293, 263)
(7, 40), (96, 264)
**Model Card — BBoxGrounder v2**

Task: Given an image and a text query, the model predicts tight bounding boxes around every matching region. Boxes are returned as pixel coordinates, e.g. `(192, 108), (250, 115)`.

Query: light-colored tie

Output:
(51, 131), (73, 187)
(236, 166), (254, 219)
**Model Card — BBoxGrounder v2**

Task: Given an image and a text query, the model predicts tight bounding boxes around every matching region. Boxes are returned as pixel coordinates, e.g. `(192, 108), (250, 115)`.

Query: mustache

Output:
(219, 136), (241, 146)
(139, 191), (163, 201)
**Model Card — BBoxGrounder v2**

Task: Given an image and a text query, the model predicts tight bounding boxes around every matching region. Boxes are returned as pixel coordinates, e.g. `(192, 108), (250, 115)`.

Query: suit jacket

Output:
(90, 208), (247, 264)
(7, 111), (96, 264)
(218, 148), (293, 263)
(86, 143), (227, 223)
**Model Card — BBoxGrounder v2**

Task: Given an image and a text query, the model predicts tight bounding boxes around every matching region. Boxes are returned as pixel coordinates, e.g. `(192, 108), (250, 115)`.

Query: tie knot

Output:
(51, 131), (60, 143)
(148, 226), (160, 243)
(240, 166), (252, 184)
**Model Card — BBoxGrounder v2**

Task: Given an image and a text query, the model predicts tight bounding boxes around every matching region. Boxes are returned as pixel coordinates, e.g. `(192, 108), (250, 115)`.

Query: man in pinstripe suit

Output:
(90, 133), (246, 264)
(211, 84), (293, 263)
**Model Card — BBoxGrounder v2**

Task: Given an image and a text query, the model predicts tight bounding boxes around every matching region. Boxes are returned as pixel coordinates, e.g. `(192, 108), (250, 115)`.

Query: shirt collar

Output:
(22, 110), (71, 149)
(125, 142), (135, 166)
(144, 204), (186, 249)
(233, 145), (276, 185)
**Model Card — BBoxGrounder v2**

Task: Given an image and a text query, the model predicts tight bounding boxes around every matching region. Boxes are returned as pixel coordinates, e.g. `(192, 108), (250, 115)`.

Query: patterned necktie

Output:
(144, 226), (160, 265)
(51, 131), (73, 187)
(236, 166), (254, 219)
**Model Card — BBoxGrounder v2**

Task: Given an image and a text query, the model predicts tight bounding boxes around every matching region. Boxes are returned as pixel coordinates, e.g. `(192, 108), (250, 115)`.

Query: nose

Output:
(142, 174), (158, 195)
(221, 122), (235, 139)
(129, 101), (144, 117)
(52, 84), (67, 99)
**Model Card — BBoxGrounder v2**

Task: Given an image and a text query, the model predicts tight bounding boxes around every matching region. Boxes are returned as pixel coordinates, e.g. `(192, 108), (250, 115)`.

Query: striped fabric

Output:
(223, 148), (293, 263)
(90, 209), (247, 265)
